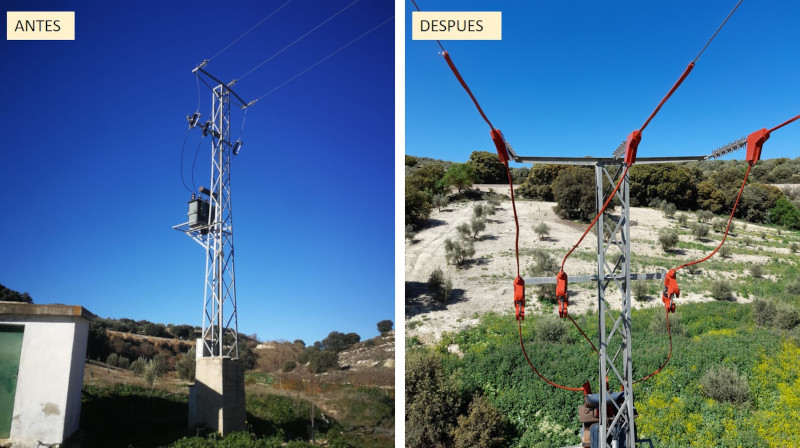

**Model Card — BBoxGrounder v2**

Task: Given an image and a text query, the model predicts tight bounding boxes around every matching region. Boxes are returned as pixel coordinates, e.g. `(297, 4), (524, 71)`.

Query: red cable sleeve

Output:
(442, 51), (495, 130)
(769, 113), (800, 133)
(640, 63), (695, 133)
(561, 165), (630, 272)
(676, 164), (751, 272)
(518, 319), (585, 392)
(634, 308), (672, 384)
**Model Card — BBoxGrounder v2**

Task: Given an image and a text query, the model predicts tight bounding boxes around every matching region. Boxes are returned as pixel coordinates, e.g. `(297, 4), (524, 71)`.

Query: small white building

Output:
(0, 302), (93, 448)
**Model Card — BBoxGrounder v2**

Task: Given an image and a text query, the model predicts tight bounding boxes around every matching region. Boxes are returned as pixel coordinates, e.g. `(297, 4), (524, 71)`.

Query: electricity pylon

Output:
(174, 61), (250, 359)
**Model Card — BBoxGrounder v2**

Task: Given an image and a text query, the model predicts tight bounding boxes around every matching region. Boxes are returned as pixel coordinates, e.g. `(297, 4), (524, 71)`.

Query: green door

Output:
(0, 325), (24, 438)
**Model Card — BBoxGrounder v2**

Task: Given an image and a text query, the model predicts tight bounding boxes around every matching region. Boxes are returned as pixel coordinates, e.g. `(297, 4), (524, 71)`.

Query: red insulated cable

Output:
(560, 165), (630, 272)
(442, 51), (495, 131)
(769, 113), (800, 133)
(639, 63), (694, 133)
(518, 320), (585, 392)
(504, 163), (521, 277)
(675, 164), (751, 272)
(566, 314), (599, 354)
(634, 308), (673, 384)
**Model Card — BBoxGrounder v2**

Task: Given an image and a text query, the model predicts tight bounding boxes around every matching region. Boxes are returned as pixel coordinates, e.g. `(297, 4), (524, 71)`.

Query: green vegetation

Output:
(0, 283), (33, 303)
(377, 319), (393, 335)
(428, 267), (453, 303)
(658, 228), (679, 252)
(406, 302), (800, 447)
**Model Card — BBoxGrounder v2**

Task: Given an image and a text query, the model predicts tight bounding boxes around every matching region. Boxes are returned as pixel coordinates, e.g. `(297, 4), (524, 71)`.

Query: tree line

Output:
(406, 152), (800, 230)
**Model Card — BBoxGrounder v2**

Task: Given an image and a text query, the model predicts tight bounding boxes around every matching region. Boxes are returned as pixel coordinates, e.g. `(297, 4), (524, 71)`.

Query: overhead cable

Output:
(238, 0), (362, 81)
(250, 16), (393, 103)
(207, 0), (296, 63)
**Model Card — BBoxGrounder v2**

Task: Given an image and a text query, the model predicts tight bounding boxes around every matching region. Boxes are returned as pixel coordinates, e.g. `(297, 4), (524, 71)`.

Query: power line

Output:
(251, 16), (393, 104)
(694, 0), (744, 63)
(207, 0), (296, 63)
(191, 137), (204, 193)
(238, 0), (362, 81)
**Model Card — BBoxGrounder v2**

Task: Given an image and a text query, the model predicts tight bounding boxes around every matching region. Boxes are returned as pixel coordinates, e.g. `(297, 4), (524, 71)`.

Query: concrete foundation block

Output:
(188, 357), (246, 435)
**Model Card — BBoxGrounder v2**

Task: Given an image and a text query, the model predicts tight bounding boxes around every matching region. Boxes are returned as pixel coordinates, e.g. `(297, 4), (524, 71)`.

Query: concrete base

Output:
(188, 357), (246, 435)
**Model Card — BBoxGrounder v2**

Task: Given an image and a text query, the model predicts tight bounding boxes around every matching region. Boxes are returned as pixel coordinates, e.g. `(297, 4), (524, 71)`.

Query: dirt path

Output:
(406, 185), (790, 343)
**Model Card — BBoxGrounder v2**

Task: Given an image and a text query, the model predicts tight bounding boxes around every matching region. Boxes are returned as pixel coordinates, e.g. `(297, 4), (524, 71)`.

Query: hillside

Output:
(406, 184), (800, 343)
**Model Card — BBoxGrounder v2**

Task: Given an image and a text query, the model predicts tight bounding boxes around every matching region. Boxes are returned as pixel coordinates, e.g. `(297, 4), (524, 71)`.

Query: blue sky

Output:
(1, 0), (394, 345)
(406, 0), (799, 165)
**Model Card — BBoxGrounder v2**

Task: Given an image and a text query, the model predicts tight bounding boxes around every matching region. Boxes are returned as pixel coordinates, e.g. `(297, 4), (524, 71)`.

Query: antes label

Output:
(7, 11), (75, 40)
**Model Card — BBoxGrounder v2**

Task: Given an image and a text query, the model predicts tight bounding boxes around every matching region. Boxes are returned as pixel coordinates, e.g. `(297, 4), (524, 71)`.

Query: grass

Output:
(78, 371), (393, 448)
(411, 301), (798, 448)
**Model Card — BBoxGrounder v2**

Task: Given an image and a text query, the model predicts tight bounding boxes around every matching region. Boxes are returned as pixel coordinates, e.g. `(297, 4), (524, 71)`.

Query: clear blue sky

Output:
(406, 1), (799, 165)
(1, 0), (394, 345)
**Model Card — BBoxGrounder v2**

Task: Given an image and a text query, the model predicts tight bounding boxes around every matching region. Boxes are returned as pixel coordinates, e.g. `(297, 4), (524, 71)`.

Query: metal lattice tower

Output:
(513, 147), (705, 447)
(175, 63), (251, 359)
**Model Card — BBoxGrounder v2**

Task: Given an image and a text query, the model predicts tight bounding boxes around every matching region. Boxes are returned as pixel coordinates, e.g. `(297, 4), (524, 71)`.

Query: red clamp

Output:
(556, 271), (568, 318)
(661, 269), (679, 313)
(746, 128), (770, 166)
(624, 129), (641, 167)
(490, 129), (510, 164)
(514, 276), (525, 321)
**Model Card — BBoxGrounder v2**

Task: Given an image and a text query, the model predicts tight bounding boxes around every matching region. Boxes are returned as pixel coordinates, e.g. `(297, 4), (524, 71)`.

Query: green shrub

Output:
(677, 213), (688, 227)
(709, 279), (733, 301)
(658, 228), (679, 252)
(697, 210), (714, 223)
(176, 347), (196, 381)
(649, 310), (684, 336)
(753, 300), (776, 327)
(632, 281), (649, 301)
(453, 395), (507, 448)
(661, 202), (677, 219)
(537, 316), (567, 343)
(686, 263), (700, 275)
(445, 238), (475, 266)
(428, 268), (453, 303)
(432, 193), (449, 211)
(405, 224), (415, 241)
(533, 222), (551, 241)
(282, 360), (297, 373)
(377, 319), (393, 335)
(456, 223), (471, 240)
(406, 350), (461, 448)
(131, 357), (147, 375)
(700, 365), (750, 404)
(750, 265), (763, 278)
(117, 356), (130, 370)
(473, 203), (485, 219)
(789, 242), (799, 253)
(719, 244), (732, 258)
(106, 353), (119, 367)
(742, 236), (755, 247)
(760, 231), (767, 239)
(775, 304), (800, 330)
(787, 281), (800, 296)
(309, 350), (338, 373)
(470, 217), (486, 239)
(712, 218), (725, 233)
(691, 222), (710, 239)
(297, 349), (311, 365)
(527, 249), (559, 302)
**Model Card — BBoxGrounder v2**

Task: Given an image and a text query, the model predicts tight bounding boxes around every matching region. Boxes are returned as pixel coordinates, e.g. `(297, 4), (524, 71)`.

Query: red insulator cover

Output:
(514, 276), (525, 321)
(490, 129), (509, 164)
(662, 269), (680, 313)
(624, 129), (641, 167)
(746, 128), (770, 166)
(556, 271), (568, 318)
